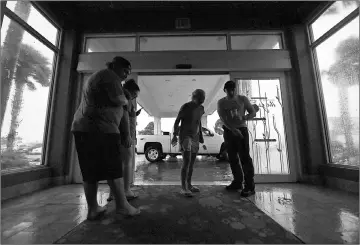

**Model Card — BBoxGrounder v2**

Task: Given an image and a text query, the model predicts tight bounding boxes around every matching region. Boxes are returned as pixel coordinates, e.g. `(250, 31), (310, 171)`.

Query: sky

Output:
(1, 1), (359, 146)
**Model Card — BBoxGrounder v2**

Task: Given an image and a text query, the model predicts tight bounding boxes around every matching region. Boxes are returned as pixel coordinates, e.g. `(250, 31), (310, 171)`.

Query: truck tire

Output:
(145, 146), (162, 163)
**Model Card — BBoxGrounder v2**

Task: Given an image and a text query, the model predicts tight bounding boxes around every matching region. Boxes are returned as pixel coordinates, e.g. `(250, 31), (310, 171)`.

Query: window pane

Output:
(6, 1), (58, 46)
(310, 1), (359, 42)
(139, 35), (227, 51)
(315, 17), (359, 166)
(1, 16), (55, 171)
(85, 37), (136, 52)
(231, 35), (282, 50)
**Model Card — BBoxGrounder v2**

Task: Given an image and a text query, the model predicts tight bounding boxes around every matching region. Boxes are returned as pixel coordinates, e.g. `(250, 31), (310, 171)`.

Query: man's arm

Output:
(173, 105), (185, 136)
(128, 102), (137, 118)
(243, 96), (256, 120)
(119, 109), (131, 140)
(199, 121), (204, 143)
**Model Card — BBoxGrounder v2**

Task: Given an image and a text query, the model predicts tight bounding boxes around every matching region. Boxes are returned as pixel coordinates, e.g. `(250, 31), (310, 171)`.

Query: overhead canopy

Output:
(137, 75), (230, 118)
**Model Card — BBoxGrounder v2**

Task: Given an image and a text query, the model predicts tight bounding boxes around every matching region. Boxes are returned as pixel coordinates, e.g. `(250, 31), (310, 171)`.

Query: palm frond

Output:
(15, 43), (52, 88)
(325, 37), (359, 86)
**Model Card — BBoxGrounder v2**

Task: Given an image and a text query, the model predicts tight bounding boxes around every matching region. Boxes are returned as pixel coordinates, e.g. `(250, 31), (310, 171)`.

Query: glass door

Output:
(230, 72), (299, 182)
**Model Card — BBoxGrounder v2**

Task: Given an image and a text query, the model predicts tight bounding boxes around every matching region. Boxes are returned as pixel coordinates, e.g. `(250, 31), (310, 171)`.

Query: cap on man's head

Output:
(224, 80), (236, 90)
(106, 56), (131, 69)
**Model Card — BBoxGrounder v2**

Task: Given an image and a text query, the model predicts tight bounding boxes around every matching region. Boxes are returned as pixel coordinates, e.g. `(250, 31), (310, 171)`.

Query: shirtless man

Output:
(217, 81), (256, 197)
(171, 89), (206, 197)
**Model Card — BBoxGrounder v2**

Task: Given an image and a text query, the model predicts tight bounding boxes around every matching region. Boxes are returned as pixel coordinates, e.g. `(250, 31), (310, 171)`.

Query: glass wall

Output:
(231, 34), (282, 50)
(1, 1), (60, 171)
(85, 37), (136, 52)
(84, 33), (284, 52)
(139, 35), (227, 51)
(309, 1), (359, 167)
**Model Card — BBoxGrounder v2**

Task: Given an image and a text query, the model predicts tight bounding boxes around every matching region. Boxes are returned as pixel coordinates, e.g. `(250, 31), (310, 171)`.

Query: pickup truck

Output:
(136, 127), (227, 162)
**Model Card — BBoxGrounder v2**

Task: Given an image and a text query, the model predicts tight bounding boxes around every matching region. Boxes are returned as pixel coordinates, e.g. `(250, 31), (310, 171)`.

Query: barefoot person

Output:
(71, 56), (140, 219)
(171, 89), (206, 197)
(217, 81), (256, 197)
(108, 79), (140, 202)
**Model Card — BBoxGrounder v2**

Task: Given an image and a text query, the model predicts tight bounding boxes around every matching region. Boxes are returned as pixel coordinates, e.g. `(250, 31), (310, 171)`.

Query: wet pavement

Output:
(134, 155), (233, 185)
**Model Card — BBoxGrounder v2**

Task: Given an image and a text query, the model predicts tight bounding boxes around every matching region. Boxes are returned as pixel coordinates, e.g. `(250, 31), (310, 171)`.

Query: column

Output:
(154, 117), (162, 135)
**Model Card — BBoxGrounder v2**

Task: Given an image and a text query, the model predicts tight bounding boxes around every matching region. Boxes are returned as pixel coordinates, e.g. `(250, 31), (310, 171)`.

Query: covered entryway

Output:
(70, 32), (300, 184)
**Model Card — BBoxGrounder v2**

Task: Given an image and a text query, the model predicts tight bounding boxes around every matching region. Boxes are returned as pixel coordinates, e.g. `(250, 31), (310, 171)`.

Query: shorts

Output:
(180, 136), (200, 153)
(73, 132), (123, 182)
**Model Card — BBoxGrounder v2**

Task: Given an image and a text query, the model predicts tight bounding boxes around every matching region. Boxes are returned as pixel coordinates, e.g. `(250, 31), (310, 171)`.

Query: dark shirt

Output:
(71, 69), (127, 134)
(174, 101), (205, 141)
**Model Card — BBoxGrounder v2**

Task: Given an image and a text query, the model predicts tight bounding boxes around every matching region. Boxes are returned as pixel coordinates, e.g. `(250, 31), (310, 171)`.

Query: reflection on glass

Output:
(310, 1), (359, 41)
(6, 1), (59, 45)
(315, 17), (359, 166)
(139, 35), (227, 51)
(237, 79), (290, 174)
(85, 37), (136, 52)
(231, 35), (282, 50)
(1, 16), (55, 170)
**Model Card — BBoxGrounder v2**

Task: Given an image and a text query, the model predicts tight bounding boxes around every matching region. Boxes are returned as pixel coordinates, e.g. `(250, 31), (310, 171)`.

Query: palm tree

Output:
(322, 36), (359, 159)
(138, 122), (154, 135)
(326, 1), (360, 15)
(6, 44), (51, 150)
(1, 1), (32, 128)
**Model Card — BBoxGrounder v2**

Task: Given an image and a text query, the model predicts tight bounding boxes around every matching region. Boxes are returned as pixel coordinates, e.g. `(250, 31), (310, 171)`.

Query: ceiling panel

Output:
(137, 74), (230, 117)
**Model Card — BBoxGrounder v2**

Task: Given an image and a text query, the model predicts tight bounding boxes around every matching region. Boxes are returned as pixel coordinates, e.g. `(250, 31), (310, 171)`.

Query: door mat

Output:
(55, 185), (303, 244)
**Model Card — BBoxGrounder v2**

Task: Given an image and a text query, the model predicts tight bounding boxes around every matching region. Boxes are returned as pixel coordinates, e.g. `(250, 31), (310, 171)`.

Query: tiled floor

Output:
(1, 183), (359, 244)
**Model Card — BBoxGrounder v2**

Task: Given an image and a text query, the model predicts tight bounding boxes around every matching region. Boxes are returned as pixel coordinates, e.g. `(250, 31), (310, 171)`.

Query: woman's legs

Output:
(83, 181), (106, 219)
(73, 132), (106, 220)
(121, 145), (136, 197)
(108, 145), (137, 201)
(107, 178), (140, 215)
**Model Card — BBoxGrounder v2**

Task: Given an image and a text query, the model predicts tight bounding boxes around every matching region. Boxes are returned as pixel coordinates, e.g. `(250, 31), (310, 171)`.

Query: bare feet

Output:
(87, 206), (107, 221)
(125, 190), (138, 199)
(116, 204), (141, 218)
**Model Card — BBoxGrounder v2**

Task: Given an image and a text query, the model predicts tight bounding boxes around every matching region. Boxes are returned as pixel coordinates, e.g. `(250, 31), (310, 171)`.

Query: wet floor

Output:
(134, 155), (233, 184)
(1, 183), (358, 244)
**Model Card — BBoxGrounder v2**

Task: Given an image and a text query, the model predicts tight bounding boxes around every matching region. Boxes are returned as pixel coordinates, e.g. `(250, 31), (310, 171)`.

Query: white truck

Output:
(136, 127), (227, 162)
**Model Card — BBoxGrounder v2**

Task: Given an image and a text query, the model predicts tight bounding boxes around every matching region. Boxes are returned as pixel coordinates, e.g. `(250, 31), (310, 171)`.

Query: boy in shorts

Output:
(171, 89), (206, 197)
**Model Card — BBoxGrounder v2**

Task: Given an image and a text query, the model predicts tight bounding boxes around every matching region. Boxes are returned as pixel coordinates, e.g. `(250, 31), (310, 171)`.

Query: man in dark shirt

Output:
(172, 89), (206, 197)
(217, 80), (256, 197)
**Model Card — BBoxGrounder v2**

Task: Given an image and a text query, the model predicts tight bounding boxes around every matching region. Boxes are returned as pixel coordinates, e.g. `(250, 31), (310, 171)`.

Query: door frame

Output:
(229, 71), (300, 182)
(70, 71), (300, 184)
